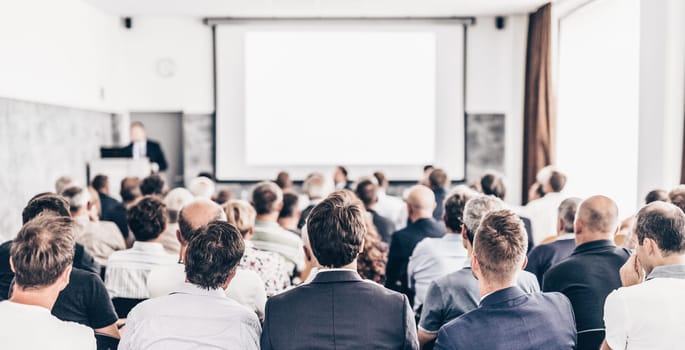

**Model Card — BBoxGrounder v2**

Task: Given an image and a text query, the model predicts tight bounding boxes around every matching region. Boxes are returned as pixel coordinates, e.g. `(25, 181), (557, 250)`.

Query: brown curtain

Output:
(522, 3), (555, 204)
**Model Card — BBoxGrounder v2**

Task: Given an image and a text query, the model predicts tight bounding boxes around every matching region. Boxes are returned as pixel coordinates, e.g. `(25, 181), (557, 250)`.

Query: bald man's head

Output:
(178, 198), (227, 244)
(406, 185), (436, 219)
(575, 195), (619, 236)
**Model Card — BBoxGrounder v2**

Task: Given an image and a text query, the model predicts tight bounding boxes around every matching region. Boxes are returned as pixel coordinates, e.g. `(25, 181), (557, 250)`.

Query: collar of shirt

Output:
(170, 282), (227, 299)
(131, 241), (167, 253)
(442, 233), (464, 242)
(255, 220), (281, 229)
(73, 215), (90, 224)
(316, 268), (356, 273)
(572, 239), (615, 256)
(557, 233), (575, 240)
(646, 264), (685, 281)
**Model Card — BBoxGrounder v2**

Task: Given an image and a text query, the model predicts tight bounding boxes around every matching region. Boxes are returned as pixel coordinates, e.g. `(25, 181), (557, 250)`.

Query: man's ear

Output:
(9, 257), (15, 274)
(574, 220), (583, 235)
(87, 201), (93, 212)
(521, 256), (528, 270)
(461, 226), (469, 248)
(58, 265), (72, 291)
(222, 269), (238, 289)
(358, 237), (365, 255)
(471, 256), (481, 281)
(176, 229), (186, 245)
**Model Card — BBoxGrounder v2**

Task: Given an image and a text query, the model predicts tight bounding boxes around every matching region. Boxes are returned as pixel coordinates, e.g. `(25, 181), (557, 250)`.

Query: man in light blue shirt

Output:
(408, 186), (477, 309)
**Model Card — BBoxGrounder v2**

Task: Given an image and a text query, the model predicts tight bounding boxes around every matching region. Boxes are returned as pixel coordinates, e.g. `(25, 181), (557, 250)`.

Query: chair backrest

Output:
(111, 297), (146, 319)
(95, 333), (120, 350)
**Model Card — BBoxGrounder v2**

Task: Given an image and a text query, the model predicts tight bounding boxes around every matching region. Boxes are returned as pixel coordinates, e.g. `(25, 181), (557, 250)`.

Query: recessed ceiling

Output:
(85, 0), (551, 18)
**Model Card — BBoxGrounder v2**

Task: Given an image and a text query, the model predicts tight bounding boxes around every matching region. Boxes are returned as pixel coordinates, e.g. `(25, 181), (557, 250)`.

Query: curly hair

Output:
(127, 196), (168, 241)
(185, 221), (245, 290)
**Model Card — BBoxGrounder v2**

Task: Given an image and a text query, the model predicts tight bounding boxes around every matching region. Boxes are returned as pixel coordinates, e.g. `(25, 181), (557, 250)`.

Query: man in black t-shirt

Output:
(0, 193), (120, 338)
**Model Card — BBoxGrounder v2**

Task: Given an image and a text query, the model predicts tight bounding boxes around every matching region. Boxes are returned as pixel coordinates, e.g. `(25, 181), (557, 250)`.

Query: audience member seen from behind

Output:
(373, 171), (409, 230)
(251, 181), (305, 278)
(260, 191), (419, 350)
(92, 174), (129, 240)
(224, 199), (292, 296)
(0, 215), (96, 349)
(434, 210), (576, 350)
(418, 195), (539, 349)
(519, 168), (568, 244)
(333, 165), (352, 190)
(428, 168), (448, 221)
(61, 186), (126, 268)
(408, 186), (475, 311)
(645, 189), (669, 204)
(120, 176), (142, 208)
(120, 221), (261, 350)
(543, 195), (630, 350)
(160, 188), (194, 255)
(668, 185), (685, 213)
(298, 173), (328, 229)
(140, 174), (167, 197)
(602, 202), (685, 350)
(385, 185), (444, 300)
(278, 192), (302, 236)
(356, 178), (396, 243)
(105, 196), (176, 300)
(147, 199), (266, 319)
(189, 176), (215, 199)
(525, 197), (582, 286)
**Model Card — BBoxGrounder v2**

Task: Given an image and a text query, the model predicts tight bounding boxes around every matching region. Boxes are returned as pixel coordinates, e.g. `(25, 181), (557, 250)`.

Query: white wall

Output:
(0, 0), (121, 111)
(466, 15), (528, 205)
(117, 17), (214, 114)
(637, 0), (685, 201)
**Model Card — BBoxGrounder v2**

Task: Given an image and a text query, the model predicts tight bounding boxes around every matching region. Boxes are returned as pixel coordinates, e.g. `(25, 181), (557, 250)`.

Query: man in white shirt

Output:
(121, 221), (261, 350)
(519, 168), (568, 244)
(251, 181), (305, 275)
(602, 201), (685, 350)
(374, 171), (408, 230)
(147, 199), (266, 319)
(105, 196), (176, 299)
(61, 186), (126, 267)
(0, 215), (95, 349)
(408, 186), (476, 309)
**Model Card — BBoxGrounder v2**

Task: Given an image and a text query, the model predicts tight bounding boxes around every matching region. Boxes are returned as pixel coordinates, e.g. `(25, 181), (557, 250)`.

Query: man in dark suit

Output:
(122, 121), (167, 172)
(525, 197), (582, 285)
(91, 174), (129, 240)
(543, 195), (630, 350)
(386, 185), (445, 300)
(435, 210), (576, 350)
(260, 191), (419, 350)
(355, 178), (395, 242)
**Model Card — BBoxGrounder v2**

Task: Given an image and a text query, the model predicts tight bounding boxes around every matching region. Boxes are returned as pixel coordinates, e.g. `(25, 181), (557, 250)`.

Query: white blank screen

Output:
(245, 31), (435, 165)
(215, 22), (464, 181)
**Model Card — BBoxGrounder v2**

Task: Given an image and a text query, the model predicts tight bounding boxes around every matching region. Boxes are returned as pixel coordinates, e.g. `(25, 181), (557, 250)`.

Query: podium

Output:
(88, 158), (151, 201)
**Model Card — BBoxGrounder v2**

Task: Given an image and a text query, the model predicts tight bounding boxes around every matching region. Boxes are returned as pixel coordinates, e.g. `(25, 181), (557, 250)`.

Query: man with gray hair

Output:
(417, 195), (539, 349)
(61, 186), (126, 267)
(525, 197), (582, 286)
(298, 173), (328, 229)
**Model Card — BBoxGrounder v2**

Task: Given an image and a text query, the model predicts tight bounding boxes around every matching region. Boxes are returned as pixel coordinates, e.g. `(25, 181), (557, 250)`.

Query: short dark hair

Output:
(22, 193), (70, 224)
(11, 215), (75, 288)
(120, 177), (142, 203)
(548, 171), (567, 192)
(444, 188), (476, 232)
(337, 166), (348, 178)
(645, 189), (669, 204)
(127, 196), (167, 241)
(279, 192), (299, 219)
(91, 174), (108, 192)
(373, 171), (388, 187)
(307, 190), (366, 268)
(668, 186), (685, 213)
(140, 174), (166, 196)
(474, 210), (527, 283)
(480, 173), (506, 199)
(636, 202), (685, 255)
(251, 181), (283, 215)
(355, 179), (378, 208)
(558, 198), (582, 233)
(185, 221), (244, 290)
(275, 171), (292, 190)
(423, 165), (434, 172)
(429, 169), (448, 189)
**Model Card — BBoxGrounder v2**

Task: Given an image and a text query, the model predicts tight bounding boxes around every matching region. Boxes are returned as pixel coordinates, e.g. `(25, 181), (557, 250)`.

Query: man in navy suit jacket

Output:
(435, 210), (576, 350)
(122, 122), (168, 172)
(260, 191), (419, 350)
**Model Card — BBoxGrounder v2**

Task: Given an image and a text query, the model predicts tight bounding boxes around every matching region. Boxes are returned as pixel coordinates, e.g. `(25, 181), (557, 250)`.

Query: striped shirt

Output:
(105, 241), (176, 299)
(251, 220), (305, 273)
